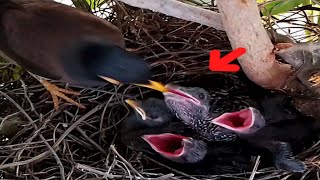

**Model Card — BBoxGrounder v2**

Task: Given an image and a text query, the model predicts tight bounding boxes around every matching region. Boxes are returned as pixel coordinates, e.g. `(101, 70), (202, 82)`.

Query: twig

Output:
(143, 155), (199, 180)
(249, 156), (261, 180)
(52, 102), (107, 150)
(109, 145), (145, 179)
(77, 163), (170, 179)
(20, 79), (38, 114)
(76, 127), (107, 155)
(0, 102), (107, 170)
(152, 174), (175, 180)
(39, 134), (65, 180)
(118, 0), (224, 30)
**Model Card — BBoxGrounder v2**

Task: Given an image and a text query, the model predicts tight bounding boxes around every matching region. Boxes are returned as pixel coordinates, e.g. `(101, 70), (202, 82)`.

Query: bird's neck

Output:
(189, 114), (237, 142)
(0, 1), (21, 15)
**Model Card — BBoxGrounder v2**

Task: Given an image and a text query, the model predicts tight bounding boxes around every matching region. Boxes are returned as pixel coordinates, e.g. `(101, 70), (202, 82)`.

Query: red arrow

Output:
(209, 47), (246, 72)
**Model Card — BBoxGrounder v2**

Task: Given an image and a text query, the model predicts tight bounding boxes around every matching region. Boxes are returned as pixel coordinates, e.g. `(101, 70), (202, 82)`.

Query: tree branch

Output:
(216, 0), (292, 89)
(118, 0), (294, 89)
(118, 0), (224, 31)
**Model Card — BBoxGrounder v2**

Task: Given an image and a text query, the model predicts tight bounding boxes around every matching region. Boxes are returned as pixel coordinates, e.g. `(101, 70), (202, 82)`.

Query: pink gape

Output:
(211, 107), (266, 134)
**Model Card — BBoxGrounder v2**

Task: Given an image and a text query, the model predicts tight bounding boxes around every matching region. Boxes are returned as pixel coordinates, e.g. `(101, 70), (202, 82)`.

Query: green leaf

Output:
(301, 0), (312, 5)
(12, 66), (22, 81)
(256, 0), (267, 3)
(261, 0), (307, 16)
(0, 117), (28, 138)
(72, 0), (91, 12)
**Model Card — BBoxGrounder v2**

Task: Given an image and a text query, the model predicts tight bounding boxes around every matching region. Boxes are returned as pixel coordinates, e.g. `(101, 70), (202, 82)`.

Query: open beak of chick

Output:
(125, 99), (147, 120)
(211, 107), (266, 134)
(142, 133), (195, 163)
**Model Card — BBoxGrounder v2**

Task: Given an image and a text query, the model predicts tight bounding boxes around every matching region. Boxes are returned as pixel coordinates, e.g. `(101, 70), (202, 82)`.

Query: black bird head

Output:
(124, 98), (174, 127)
(142, 133), (207, 163)
(134, 81), (211, 123)
(162, 84), (211, 124)
(120, 98), (175, 153)
(63, 40), (152, 86)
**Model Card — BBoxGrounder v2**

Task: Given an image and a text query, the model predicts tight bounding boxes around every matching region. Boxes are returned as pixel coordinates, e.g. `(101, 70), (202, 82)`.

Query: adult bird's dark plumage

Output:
(0, 0), (151, 109)
(120, 97), (252, 175)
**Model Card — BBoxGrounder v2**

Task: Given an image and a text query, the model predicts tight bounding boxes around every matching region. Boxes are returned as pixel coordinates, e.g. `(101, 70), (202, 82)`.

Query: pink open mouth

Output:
(142, 133), (187, 157)
(164, 84), (200, 104)
(211, 107), (254, 132)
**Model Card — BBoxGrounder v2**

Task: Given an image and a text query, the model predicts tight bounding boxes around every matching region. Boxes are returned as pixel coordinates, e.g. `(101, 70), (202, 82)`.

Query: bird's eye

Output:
(149, 113), (159, 119)
(197, 93), (205, 100)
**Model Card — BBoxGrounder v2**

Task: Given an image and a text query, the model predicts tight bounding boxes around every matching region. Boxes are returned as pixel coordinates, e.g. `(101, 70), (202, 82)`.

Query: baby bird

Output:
(121, 97), (202, 163)
(212, 95), (319, 172)
(120, 97), (252, 174)
(136, 82), (314, 172)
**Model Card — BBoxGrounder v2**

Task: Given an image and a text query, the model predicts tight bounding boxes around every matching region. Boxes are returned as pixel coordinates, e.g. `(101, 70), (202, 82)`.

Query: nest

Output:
(0, 1), (319, 179)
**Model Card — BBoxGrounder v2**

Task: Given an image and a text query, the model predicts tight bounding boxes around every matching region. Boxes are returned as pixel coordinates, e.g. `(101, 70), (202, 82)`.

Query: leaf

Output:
(12, 66), (22, 81)
(0, 117), (28, 138)
(86, 0), (106, 9)
(72, 0), (109, 12)
(261, 0), (307, 16)
(301, 0), (312, 5)
(256, 0), (267, 3)
(72, 0), (91, 12)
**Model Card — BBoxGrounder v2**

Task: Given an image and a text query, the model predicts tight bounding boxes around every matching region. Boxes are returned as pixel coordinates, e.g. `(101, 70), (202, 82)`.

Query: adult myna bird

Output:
(135, 83), (316, 172)
(0, 0), (152, 110)
(121, 97), (252, 174)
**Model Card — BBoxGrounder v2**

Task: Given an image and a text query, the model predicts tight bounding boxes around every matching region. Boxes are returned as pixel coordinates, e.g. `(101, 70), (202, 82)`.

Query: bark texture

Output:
(119, 0), (224, 30)
(216, 0), (292, 89)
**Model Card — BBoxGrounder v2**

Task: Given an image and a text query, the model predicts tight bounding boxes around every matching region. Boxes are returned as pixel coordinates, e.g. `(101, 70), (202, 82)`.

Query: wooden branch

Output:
(216, 0), (292, 89)
(118, 0), (224, 31)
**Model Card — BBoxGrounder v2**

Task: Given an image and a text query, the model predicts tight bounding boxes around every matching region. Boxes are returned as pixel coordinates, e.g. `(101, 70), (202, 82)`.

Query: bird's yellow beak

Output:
(125, 99), (147, 120)
(135, 80), (170, 92)
(99, 76), (121, 85)
(98, 76), (169, 93)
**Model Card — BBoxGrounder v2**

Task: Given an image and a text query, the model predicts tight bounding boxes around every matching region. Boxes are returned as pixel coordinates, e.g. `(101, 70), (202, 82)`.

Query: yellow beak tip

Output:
(135, 80), (169, 92)
(125, 99), (147, 120)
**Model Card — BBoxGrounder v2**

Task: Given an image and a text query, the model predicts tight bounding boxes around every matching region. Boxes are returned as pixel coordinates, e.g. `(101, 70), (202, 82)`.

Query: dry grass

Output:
(0, 1), (319, 179)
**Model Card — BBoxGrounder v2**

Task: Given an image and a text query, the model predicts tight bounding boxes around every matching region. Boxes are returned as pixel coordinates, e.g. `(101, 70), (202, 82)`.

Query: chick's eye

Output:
(149, 113), (159, 119)
(197, 93), (205, 99)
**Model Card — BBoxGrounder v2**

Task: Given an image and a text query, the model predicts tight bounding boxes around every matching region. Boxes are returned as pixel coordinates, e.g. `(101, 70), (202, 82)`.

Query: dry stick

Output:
(77, 163), (174, 179)
(39, 134), (65, 180)
(20, 79), (38, 114)
(109, 145), (144, 179)
(51, 103), (107, 150)
(0, 91), (65, 179)
(0, 101), (107, 170)
(143, 155), (199, 180)
(118, 0), (224, 31)
(75, 127), (107, 155)
(39, 114), (65, 180)
(249, 156), (261, 180)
